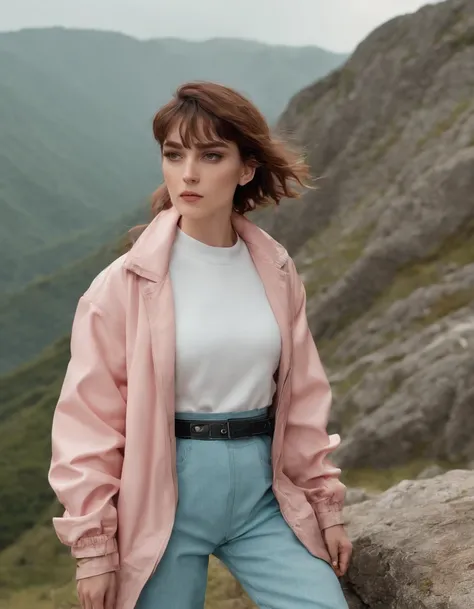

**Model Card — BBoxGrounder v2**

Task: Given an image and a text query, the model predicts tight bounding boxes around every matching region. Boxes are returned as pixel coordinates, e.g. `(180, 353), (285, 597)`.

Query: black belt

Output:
(175, 415), (274, 440)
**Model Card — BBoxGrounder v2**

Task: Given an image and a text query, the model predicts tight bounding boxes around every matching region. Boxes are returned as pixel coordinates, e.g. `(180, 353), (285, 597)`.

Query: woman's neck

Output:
(178, 214), (237, 248)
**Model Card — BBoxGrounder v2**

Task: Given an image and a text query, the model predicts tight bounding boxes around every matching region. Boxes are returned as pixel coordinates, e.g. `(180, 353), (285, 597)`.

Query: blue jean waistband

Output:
(175, 406), (269, 421)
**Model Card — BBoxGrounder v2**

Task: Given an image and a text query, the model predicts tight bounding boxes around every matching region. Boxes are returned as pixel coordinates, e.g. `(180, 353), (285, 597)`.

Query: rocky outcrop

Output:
(330, 306), (474, 469)
(250, 3), (474, 606)
(256, 0), (474, 476)
(208, 472), (474, 609)
(342, 470), (474, 609)
(344, 487), (379, 506)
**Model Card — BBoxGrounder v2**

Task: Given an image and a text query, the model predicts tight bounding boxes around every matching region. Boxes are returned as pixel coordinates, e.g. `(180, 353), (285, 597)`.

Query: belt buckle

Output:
(190, 423), (210, 439)
(218, 420), (232, 439)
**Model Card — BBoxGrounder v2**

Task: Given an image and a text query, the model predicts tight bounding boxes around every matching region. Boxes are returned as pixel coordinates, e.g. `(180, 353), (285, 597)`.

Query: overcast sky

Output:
(1, 0), (440, 53)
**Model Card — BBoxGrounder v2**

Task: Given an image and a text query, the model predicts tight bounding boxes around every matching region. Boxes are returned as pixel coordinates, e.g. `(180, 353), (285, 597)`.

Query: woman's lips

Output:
(180, 194), (203, 203)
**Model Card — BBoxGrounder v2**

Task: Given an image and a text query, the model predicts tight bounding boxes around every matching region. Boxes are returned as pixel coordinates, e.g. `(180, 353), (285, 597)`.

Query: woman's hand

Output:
(322, 524), (352, 578)
(77, 571), (117, 609)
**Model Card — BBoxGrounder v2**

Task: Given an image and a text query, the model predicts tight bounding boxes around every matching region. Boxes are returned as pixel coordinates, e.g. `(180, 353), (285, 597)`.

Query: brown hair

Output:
(128, 81), (311, 243)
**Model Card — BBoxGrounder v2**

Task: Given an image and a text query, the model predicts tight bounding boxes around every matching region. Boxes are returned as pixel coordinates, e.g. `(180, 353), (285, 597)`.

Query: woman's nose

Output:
(183, 160), (199, 184)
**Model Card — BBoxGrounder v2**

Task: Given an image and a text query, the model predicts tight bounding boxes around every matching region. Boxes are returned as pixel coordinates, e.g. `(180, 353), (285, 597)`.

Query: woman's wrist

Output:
(75, 553), (120, 580)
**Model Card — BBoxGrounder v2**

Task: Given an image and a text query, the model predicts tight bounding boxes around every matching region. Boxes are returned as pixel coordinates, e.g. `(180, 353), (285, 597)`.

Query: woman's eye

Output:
(163, 151), (180, 160)
(204, 152), (222, 161)
(163, 151), (222, 162)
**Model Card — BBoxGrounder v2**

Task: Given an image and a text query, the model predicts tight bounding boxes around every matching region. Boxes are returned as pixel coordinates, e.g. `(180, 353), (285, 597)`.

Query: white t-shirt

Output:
(169, 227), (281, 414)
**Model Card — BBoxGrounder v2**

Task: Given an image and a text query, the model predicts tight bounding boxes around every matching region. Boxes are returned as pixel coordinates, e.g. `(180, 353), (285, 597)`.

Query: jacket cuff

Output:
(314, 499), (345, 530)
(71, 535), (118, 558)
(76, 552), (120, 580)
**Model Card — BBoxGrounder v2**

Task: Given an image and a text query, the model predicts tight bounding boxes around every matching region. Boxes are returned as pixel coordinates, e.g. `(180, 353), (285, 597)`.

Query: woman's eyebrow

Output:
(163, 140), (229, 150)
(196, 141), (229, 150)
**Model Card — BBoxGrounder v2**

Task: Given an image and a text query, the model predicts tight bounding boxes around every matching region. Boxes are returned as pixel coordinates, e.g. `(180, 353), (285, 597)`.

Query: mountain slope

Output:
(1, 203), (148, 292)
(0, 227), (135, 375)
(260, 0), (474, 473)
(0, 27), (346, 293)
(0, 336), (68, 550)
(0, 41), (158, 278)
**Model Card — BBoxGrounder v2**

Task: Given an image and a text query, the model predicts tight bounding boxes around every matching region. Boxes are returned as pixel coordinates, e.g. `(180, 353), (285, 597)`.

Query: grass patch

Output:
(0, 522), (255, 609)
(437, 222), (474, 266)
(310, 207), (474, 365)
(417, 100), (471, 150)
(0, 560), (255, 609)
(205, 557), (254, 608)
(383, 352), (406, 364)
(433, 5), (466, 45)
(368, 126), (402, 164)
(332, 365), (370, 399)
(0, 583), (78, 609)
(423, 287), (474, 325)
(303, 221), (374, 300)
(341, 459), (460, 492)
(449, 28), (474, 52)
(315, 218), (474, 365)
(368, 218), (474, 321)
(0, 505), (71, 591)
(337, 402), (362, 433)
(370, 262), (440, 317)
(337, 67), (356, 98)
(419, 577), (434, 596)
(331, 365), (372, 433)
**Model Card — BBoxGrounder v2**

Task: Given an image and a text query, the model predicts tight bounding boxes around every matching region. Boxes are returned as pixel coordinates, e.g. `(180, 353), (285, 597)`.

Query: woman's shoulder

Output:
(246, 220), (290, 270)
(82, 253), (129, 312)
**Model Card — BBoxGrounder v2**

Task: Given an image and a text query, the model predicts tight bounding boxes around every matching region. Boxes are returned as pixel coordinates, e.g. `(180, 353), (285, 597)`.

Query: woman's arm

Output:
(282, 258), (346, 531)
(48, 295), (126, 579)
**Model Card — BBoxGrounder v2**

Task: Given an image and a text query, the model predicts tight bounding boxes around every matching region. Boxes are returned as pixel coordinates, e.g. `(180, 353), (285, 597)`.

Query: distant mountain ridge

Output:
(0, 27), (346, 293)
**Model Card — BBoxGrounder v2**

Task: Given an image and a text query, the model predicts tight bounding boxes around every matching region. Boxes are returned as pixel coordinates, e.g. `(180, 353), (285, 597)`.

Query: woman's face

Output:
(161, 122), (255, 221)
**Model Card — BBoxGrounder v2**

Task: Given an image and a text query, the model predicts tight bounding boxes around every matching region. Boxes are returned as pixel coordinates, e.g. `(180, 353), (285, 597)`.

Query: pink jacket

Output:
(48, 206), (345, 609)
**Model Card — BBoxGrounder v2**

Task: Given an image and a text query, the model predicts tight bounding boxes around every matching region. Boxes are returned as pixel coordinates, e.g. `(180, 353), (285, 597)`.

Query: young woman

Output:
(48, 81), (352, 609)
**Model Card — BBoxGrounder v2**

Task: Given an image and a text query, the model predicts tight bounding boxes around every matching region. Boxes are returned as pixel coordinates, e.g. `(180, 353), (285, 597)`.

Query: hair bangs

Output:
(155, 99), (236, 149)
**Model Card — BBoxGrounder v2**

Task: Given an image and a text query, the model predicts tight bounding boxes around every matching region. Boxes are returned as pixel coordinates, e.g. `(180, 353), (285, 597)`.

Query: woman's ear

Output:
(239, 161), (257, 186)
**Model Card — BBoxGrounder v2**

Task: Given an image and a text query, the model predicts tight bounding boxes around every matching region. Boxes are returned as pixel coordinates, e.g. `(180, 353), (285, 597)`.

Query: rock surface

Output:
(345, 487), (379, 506)
(342, 470), (474, 608)
(256, 0), (474, 475)
(417, 465), (446, 479)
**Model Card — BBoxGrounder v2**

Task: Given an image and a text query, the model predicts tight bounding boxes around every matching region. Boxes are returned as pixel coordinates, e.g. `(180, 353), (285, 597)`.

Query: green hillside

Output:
(0, 244), (119, 375)
(0, 27), (346, 293)
(0, 204), (147, 375)
(0, 336), (68, 551)
(1, 204), (148, 293)
(0, 41), (158, 288)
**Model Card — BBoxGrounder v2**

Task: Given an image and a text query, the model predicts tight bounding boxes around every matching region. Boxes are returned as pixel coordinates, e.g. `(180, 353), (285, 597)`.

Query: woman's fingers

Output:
(79, 590), (92, 609)
(77, 572), (116, 609)
(338, 538), (353, 576)
(105, 574), (118, 609)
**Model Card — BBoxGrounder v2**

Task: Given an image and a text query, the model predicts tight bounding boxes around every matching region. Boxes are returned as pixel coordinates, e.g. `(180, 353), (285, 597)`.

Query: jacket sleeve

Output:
(48, 295), (126, 579)
(282, 258), (346, 531)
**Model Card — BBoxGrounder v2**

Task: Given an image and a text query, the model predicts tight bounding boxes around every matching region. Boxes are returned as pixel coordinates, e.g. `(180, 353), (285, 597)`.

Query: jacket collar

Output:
(123, 205), (288, 282)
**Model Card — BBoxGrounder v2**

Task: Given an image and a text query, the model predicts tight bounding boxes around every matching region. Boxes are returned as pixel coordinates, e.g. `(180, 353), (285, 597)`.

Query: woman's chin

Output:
(174, 199), (210, 218)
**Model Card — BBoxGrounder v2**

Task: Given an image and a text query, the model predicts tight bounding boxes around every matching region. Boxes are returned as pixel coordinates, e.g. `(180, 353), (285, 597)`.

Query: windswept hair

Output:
(128, 81), (311, 243)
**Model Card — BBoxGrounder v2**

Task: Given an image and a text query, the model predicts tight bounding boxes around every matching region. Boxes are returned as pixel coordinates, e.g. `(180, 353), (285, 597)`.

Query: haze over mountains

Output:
(0, 27), (346, 294)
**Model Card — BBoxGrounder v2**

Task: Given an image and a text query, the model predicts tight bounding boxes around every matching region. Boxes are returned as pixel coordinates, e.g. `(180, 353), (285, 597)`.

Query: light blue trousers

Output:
(136, 407), (348, 609)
